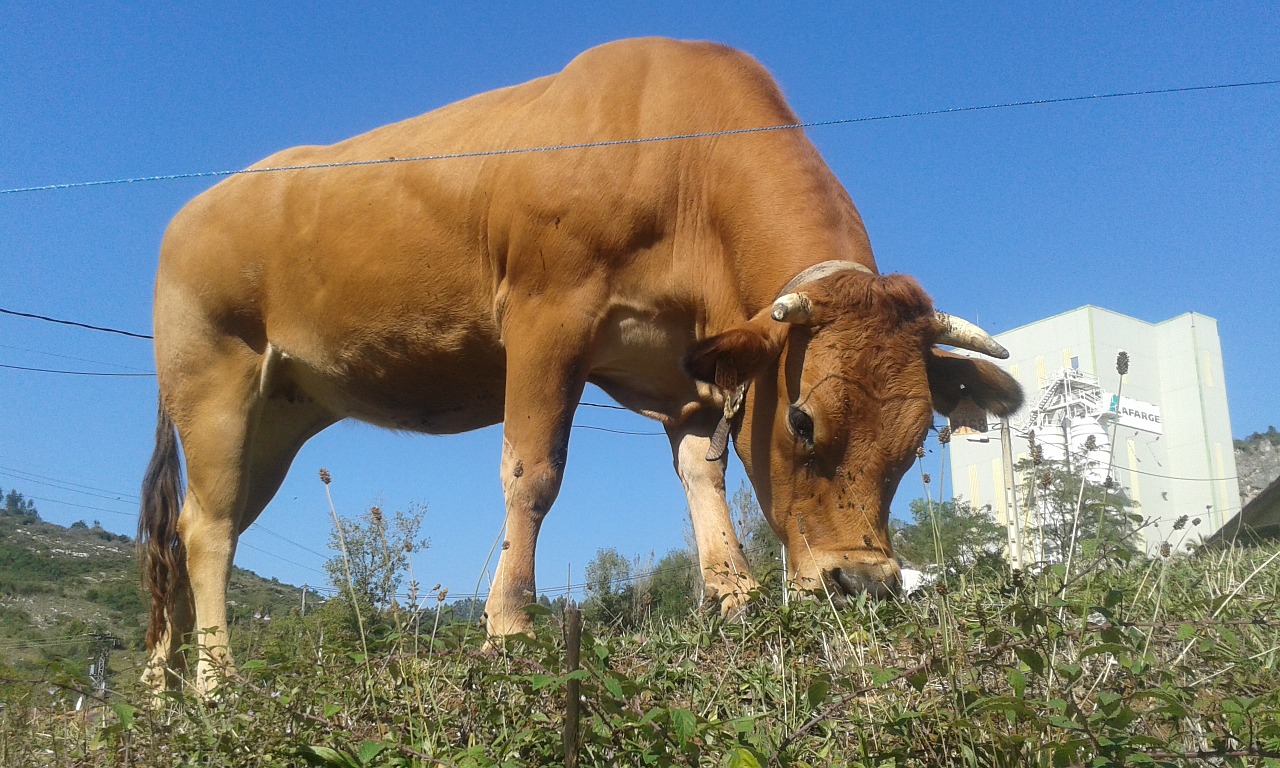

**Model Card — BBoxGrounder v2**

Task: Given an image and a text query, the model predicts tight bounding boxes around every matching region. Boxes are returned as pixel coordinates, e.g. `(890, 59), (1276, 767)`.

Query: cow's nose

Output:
(830, 565), (901, 599)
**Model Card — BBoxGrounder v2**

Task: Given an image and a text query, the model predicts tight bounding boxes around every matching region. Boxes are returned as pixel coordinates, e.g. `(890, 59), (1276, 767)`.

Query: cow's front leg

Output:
(484, 300), (593, 638)
(667, 411), (759, 616)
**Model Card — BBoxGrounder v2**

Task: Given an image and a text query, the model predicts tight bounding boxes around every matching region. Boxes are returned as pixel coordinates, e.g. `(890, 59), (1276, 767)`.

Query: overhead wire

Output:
(2, 79), (1277, 196)
(0, 464), (141, 502)
(0, 470), (138, 505)
(0, 465), (334, 567)
(0, 363), (153, 377)
(0, 342), (151, 372)
(25, 494), (136, 518)
(0, 635), (100, 652)
(0, 307), (152, 339)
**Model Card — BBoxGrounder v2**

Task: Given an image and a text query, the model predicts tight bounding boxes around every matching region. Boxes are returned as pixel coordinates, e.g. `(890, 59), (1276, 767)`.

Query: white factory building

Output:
(946, 305), (1239, 561)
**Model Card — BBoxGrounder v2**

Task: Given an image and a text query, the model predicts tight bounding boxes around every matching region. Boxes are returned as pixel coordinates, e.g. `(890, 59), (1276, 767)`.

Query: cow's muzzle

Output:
(829, 564), (901, 600)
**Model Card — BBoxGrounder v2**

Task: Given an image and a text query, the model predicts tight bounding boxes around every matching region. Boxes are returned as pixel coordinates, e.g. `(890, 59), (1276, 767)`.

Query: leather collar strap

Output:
(705, 383), (745, 462)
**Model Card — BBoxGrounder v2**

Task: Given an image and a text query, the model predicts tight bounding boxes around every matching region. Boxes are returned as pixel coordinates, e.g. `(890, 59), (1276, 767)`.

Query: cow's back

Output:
(154, 38), (867, 426)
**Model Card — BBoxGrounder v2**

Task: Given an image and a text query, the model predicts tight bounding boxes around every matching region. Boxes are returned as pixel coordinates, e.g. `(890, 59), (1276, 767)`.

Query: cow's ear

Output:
(926, 348), (1024, 416)
(684, 313), (787, 390)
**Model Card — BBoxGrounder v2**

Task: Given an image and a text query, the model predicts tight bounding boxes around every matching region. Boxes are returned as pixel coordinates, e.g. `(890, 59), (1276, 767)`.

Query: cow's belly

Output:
(266, 327), (508, 435)
(587, 307), (700, 423)
(266, 305), (698, 432)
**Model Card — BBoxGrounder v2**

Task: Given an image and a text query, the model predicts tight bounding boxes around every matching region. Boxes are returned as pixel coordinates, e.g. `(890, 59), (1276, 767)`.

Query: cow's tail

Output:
(138, 398), (186, 651)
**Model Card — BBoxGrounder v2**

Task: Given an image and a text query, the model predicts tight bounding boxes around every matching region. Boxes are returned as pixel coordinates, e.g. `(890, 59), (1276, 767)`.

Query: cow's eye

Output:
(787, 405), (815, 447)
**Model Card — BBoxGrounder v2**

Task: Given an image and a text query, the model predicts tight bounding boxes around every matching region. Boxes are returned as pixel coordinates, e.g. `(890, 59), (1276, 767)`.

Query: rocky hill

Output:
(0, 504), (316, 680)
(1236, 427), (1280, 507)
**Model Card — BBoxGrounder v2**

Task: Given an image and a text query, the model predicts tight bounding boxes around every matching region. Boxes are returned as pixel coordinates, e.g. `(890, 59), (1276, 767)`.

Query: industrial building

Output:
(946, 306), (1238, 563)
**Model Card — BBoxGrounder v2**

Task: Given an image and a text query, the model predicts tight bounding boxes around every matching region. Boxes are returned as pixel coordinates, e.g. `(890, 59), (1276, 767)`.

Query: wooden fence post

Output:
(563, 603), (582, 768)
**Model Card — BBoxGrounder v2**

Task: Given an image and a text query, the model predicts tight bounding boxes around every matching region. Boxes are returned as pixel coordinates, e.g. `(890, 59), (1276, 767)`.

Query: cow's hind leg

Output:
(161, 349), (332, 697)
(667, 411), (760, 616)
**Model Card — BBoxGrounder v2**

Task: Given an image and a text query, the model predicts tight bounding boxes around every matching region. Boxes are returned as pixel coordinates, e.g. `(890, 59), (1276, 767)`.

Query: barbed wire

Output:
(3, 79), (1276, 196)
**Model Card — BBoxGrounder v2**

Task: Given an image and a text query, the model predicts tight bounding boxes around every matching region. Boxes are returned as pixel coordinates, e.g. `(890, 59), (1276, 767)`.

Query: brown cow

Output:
(139, 37), (1021, 694)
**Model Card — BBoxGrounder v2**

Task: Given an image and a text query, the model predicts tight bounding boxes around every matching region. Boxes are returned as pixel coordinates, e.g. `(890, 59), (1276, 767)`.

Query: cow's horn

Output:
(779, 260), (874, 294)
(935, 312), (1010, 359)
(771, 293), (814, 324)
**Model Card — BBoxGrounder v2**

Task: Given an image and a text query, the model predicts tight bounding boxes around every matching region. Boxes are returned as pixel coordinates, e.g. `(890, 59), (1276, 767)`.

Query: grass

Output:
(2, 540), (1277, 767)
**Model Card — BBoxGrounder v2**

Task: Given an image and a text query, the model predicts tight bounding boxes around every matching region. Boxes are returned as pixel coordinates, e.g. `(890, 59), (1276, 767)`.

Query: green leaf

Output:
(603, 674), (625, 700)
(356, 740), (389, 765)
(1015, 646), (1045, 675)
(1057, 662), (1083, 681)
(723, 747), (763, 768)
(669, 708), (696, 744)
(971, 695), (1032, 717)
(299, 745), (360, 768)
(806, 675), (831, 710)
(240, 659), (267, 671)
(868, 666), (898, 686)
(111, 703), (137, 729)
(638, 707), (664, 726)
(1133, 689), (1189, 719)
(529, 673), (557, 691)
(1007, 667), (1026, 698)
(324, 703), (342, 719)
(523, 602), (553, 617)
(1079, 643), (1131, 659)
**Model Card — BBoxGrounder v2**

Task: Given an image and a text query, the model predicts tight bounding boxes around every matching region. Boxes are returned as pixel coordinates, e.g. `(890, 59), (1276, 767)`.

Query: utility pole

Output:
(87, 633), (119, 699)
(301, 583), (308, 616)
(1000, 417), (1024, 570)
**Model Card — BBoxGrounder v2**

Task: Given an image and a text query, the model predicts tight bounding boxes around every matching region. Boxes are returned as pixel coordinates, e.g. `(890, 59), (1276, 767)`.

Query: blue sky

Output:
(2, 3), (1276, 598)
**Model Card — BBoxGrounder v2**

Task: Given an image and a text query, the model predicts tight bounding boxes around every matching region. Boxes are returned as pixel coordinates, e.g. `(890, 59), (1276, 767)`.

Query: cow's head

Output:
(685, 262), (1022, 599)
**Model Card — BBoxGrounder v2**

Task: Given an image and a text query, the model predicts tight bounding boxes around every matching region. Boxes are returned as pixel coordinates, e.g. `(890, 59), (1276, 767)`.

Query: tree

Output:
(1, 489), (38, 519)
(582, 547), (634, 628)
(641, 548), (699, 620)
(730, 481), (783, 587)
(324, 503), (429, 612)
(1016, 456), (1141, 566)
(893, 498), (1006, 572)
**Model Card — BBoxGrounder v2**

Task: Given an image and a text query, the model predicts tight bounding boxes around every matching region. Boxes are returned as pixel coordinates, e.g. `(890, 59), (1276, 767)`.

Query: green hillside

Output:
(0, 498), (315, 683)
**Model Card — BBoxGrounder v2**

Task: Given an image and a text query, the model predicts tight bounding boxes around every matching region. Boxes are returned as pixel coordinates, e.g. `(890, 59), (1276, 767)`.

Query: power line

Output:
(0, 343), (151, 372)
(0, 363), (153, 377)
(572, 424), (664, 436)
(0, 469), (139, 504)
(0, 635), (98, 652)
(0, 464), (141, 501)
(0, 339), (655, 430)
(248, 522), (331, 559)
(3, 80), (1276, 196)
(236, 538), (329, 577)
(1111, 463), (1238, 484)
(0, 306), (152, 339)
(2, 466), (336, 569)
(26, 494), (136, 518)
